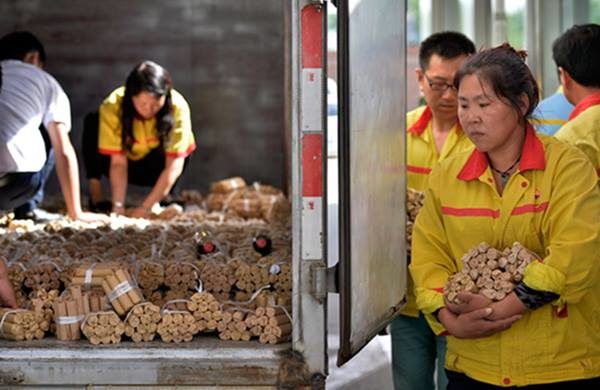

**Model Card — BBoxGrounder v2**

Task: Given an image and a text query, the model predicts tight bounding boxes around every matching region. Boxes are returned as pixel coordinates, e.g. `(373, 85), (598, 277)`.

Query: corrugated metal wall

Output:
(0, 0), (285, 196)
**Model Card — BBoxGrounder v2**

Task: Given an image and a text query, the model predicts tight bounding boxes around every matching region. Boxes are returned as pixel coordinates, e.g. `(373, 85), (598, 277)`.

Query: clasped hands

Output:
(437, 291), (527, 339)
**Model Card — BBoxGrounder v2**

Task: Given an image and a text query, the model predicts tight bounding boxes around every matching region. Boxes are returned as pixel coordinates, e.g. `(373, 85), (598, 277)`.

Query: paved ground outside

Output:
(326, 294), (394, 390)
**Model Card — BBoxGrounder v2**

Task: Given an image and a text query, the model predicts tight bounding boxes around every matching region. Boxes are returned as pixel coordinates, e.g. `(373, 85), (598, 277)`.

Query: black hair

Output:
(419, 31), (476, 70)
(0, 31), (46, 63)
(552, 24), (600, 88)
(121, 61), (174, 152)
(454, 43), (539, 124)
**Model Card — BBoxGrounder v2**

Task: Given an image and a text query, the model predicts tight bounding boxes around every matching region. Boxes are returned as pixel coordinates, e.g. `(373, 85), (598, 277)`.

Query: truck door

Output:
(336, 0), (407, 365)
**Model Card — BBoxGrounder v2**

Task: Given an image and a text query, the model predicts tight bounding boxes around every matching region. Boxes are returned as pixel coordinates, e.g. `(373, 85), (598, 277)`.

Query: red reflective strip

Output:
(432, 287), (444, 293)
(98, 148), (124, 156)
(441, 206), (500, 218)
(302, 134), (323, 197)
(166, 143), (196, 158)
(407, 165), (432, 175)
(511, 202), (548, 216)
(301, 6), (323, 68)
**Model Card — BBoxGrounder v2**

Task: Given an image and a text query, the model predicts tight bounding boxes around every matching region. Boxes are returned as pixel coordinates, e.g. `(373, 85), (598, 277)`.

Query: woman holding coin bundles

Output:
(410, 43), (600, 388)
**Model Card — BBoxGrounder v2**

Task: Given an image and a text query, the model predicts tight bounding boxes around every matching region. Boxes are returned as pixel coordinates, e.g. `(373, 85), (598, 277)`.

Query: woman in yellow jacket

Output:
(82, 61), (195, 217)
(410, 44), (600, 387)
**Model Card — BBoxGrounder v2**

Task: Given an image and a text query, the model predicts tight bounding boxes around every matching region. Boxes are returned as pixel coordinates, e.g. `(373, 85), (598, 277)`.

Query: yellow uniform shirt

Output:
(554, 92), (600, 180)
(410, 126), (600, 386)
(98, 86), (196, 161)
(407, 106), (474, 191)
(402, 106), (474, 316)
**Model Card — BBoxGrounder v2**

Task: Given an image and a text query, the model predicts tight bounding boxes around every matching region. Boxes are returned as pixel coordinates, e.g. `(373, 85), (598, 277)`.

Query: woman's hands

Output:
(128, 205), (151, 218)
(108, 204), (152, 218)
(438, 306), (521, 339)
(445, 292), (493, 314)
(108, 155), (184, 219)
(72, 210), (111, 223)
(486, 292), (527, 320)
(439, 291), (525, 339)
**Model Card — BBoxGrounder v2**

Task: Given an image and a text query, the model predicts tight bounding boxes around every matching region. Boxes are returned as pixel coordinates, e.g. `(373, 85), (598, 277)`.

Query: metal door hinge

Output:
(310, 262), (339, 303)
(310, 262), (327, 303)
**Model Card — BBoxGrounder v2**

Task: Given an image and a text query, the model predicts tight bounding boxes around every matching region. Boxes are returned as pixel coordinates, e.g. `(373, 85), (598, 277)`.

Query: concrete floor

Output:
(325, 294), (394, 390)
(325, 170), (394, 390)
(327, 333), (394, 390)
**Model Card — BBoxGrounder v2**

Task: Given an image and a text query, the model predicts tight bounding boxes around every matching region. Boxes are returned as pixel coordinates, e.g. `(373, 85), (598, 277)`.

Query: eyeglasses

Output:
(424, 74), (456, 92)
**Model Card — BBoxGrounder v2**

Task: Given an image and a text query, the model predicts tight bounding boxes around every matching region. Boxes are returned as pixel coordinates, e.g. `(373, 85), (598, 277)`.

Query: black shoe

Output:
(160, 195), (185, 208)
(13, 208), (61, 223)
(89, 200), (113, 213)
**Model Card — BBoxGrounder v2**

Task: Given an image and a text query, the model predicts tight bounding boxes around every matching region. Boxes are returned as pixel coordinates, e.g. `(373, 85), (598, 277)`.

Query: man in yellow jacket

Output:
(391, 31), (475, 390)
(553, 24), (600, 181)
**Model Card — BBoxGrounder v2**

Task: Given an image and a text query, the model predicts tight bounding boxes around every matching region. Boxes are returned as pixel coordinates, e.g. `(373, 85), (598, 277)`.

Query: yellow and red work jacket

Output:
(406, 105), (474, 192)
(98, 87), (196, 161)
(402, 106), (473, 316)
(555, 92), (600, 181)
(410, 126), (600, 386)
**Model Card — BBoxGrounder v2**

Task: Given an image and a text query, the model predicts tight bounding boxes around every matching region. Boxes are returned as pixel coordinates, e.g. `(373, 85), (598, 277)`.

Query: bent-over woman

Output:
(83, 60), (195, 217)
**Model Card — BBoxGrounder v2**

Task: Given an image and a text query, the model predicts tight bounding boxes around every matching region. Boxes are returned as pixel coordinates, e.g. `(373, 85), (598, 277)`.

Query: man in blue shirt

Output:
(533, 87), (574, 135)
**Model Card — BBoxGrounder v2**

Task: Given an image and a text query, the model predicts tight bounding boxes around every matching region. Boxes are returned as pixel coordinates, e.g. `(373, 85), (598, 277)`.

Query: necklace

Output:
(489, 154), (521, 187)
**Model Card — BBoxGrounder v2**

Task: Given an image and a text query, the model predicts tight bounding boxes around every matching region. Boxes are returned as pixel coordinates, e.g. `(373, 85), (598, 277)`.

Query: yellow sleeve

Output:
(165, 90), (196, 157)
(409, 167), (458, 335)
(555, 119), (600, 179)
(523, 147), (600, 305)
(98, 88), (125, 155)
(570, 140), (599, 177)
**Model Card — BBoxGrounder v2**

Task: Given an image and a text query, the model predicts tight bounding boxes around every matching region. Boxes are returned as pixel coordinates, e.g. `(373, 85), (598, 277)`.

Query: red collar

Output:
(407, 106), (432, 135)
(457, 124), (545, 181)
(569, 92), (600, 120)
(407, 106), (462, 136)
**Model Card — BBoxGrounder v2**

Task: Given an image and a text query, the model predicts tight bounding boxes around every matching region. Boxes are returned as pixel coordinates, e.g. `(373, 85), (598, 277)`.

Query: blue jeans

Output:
(391, 313), (447, 390)
(0, 149), (55, 214)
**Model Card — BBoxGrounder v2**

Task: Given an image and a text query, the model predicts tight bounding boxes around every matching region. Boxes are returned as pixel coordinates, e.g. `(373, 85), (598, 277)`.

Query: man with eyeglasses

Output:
(391, 31), (475, 390)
